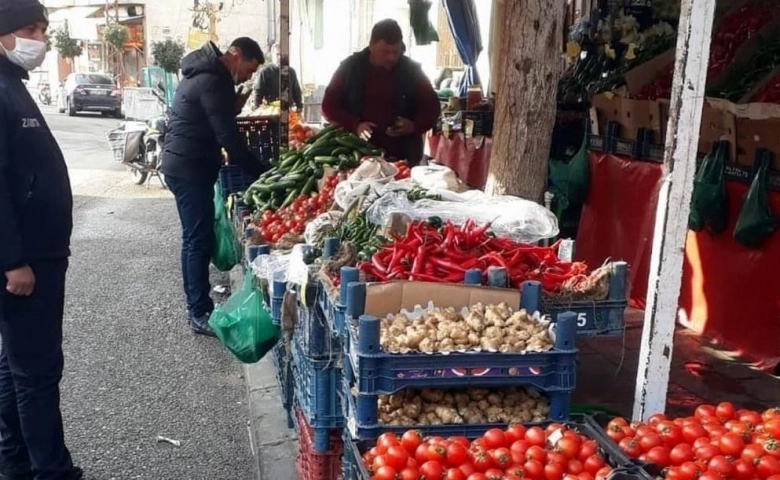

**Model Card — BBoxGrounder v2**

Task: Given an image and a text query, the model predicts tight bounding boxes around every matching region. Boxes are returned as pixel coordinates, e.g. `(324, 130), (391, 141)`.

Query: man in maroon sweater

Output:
(321, 19), (440, 166)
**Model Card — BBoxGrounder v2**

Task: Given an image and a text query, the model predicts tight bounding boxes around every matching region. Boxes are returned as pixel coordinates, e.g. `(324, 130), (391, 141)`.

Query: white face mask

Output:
(1, 36), (47, 71)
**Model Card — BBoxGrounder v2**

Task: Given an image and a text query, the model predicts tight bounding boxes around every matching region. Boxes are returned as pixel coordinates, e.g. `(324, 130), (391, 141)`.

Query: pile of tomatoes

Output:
(605, 403), (780, 480)
(361, 424), (615, 480)
(253, 174), (339, 244)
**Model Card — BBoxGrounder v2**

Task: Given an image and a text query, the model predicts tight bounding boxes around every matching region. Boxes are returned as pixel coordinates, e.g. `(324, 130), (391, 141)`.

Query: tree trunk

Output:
(484, 0), (565, 203)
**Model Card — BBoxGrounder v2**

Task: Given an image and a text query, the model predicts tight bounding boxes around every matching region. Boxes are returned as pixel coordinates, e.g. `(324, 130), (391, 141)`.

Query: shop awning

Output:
(48, 6), (102, 42)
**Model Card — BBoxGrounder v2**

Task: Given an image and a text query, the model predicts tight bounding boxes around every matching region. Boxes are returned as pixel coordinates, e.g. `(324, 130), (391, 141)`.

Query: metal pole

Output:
(279, 0), (291, 150)
(632, 0), (715, 421)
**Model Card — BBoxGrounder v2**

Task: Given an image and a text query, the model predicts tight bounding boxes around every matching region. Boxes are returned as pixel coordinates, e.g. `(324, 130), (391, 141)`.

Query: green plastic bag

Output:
(212, 183), (239, 272)
(689, 141), (728, 234)
(209, 270), (280, 364)
(549, 134), (590, 217)
(733, 151), (778, 248)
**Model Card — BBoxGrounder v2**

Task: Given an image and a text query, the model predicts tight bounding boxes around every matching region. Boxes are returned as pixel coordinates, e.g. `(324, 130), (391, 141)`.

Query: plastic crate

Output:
(586, 413), (662, 480)
(293, 408), (343, 480)
(343, 415), (653, 480)
(342, 281), (579, 394)
(291, 336), (344, 451)
(541, 262), (629, 337)
(341, 380), (572, 441)
(236, 116), (279, 164)
(217, 165), (256, 200)
(296, 283), (341, 360)
(463, 110), (494, 136)
(270, 340), (294, 429)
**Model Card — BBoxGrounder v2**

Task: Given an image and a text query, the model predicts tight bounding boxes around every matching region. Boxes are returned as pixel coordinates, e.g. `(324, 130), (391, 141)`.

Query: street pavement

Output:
(42, 108), (264, 480)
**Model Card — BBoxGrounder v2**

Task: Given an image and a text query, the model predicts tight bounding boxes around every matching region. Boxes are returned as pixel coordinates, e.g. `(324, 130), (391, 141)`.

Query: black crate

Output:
(463, 110), (494, 136)
(236, 116), (280, 163)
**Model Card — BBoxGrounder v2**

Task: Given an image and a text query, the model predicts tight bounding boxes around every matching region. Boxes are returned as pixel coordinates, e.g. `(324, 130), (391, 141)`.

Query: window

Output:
(75, 74), (115, 86)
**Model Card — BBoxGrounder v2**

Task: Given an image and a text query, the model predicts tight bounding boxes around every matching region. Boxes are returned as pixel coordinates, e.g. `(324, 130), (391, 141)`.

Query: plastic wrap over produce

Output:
(333, 157), (398, 209)
(366, 190), (560, 243)
(250, 246), (311, 290)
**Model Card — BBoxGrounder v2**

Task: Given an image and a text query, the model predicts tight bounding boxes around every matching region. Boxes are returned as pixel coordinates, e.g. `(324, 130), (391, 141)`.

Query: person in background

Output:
(0, 0), (83, 479)
(253, 43), (303, 110)
(161, 38), (267, 336)
(321, 19), (441, 167)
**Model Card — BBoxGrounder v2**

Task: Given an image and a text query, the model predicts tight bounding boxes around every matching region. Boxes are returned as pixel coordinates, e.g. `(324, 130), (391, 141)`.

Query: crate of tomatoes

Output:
(589, 403), (780, 480)
(343, 418), (650, 480)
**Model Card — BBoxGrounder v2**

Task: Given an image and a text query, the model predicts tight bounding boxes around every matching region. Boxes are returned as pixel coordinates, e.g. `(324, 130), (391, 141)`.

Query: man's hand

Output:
(386, 117), (415, 137)
(5, 266), (35, 296)
(356, 122), (377, 141)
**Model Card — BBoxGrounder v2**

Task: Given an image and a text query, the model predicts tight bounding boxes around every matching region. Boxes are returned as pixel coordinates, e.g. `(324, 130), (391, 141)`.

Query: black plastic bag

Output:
(733, 151), (778, 248)
(688, 141), (728, 234)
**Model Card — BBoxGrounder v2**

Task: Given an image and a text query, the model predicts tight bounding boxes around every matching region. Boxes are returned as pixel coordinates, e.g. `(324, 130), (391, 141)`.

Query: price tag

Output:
(547, 427), (564, 447)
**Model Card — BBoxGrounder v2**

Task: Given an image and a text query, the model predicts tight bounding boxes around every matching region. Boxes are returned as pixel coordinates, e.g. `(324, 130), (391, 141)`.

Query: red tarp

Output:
(428, 133), (492, 189)
(576, 152), (780, 366)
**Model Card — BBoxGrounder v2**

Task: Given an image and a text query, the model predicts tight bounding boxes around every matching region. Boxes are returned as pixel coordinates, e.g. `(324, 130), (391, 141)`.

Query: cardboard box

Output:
(705, 99), (780, 168)
(363, 281), (521, 318)
(590, 93), (664, 141)
(624, 49), (676, 99)
(699, 98), (738, 161)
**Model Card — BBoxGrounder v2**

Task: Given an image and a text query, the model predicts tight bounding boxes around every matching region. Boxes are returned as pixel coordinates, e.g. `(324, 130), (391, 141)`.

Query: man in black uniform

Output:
(0, 0), (83, 479)
(161, 38), (267, 336)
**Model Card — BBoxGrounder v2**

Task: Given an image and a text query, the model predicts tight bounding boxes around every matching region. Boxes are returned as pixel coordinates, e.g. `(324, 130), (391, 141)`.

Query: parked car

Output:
(57, 73), (122, 118)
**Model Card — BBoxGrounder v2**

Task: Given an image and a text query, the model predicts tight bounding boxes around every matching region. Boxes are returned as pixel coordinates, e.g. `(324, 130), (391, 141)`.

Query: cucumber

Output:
(280, 173), (305, 183)
(280, 189), (299, 209)
(301, 176), (317, 196)
(314, 155), (339, 165)
(331, 147), (352, 156)
(313, 168), (324, 178)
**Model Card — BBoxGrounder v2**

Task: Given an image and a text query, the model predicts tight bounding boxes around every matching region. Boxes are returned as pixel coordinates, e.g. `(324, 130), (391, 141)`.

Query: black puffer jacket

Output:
(161, 42), (262, 184)
(0, 56), (73, 272)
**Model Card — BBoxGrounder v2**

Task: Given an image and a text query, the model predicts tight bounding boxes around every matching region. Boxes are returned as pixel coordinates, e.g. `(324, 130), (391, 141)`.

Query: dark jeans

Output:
(166, 175), (215, 320)
(0, 259), (74, 480)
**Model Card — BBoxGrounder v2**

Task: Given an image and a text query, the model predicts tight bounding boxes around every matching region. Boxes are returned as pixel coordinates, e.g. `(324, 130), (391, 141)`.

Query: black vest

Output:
(339, 48), (425, 164)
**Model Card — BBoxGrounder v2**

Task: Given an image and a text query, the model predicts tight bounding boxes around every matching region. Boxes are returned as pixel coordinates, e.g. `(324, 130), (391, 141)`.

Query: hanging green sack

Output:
(688, 141), (728, 234)
(549, 133), (590, 217)
(212, 183), (240, 272)
(209, 270), (280, 364)
(733, 151), (778, 248)
(409, 0), (439, 46)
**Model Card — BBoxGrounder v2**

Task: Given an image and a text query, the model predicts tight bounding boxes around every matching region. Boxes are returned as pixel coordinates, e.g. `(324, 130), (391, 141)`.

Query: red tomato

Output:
(594, 466), (613, 480)
(763, 408), (780, 422)
(448, 437), (471, 449)
(618, 437), (642, 458)
(765, 439), (780, 459)
(757, 456), (780, 479)
(526, 445), (548, 463)
(745, 443), (768, 461)
(490, 447), (512, 469)
(698, 470), (722, 480)
(719, 432), (746, 457)
(416, 443), (430, 464)
(511, 440), (531, 464)
(669, 443), (695, 465)
(583, 455), (607, 475)
(374, 465), (398, 480)
(400, 467), (420, 480)
(506, 424), (528, 443)
(607, 417), (630, 430)
(646, 446), (671, 468)
(524, 459), (546, 480)
(401, 430), (424, 454)
(679, 461), (703, 480)
(548, 452), (568, 466)
(470, 448), (494, 473)
(639, 433), (664, 452)
(446, 442), (468, 467)
(648, 414), (667, 425)
(665, 466), (687, 480)
(635, 426), (656, 438)
(466, 474), (488, 480)
(563, 475), (580, 480)
(385, 446), (410, 471)
(578, 440), (598, 462)
(732, 459), (757, 480)
(546, 423), (565, 435)
(695, 445), (720, 463)
(657, 421), (685, 447)
(716, 402), (736, 421)
(707, 455), (734, 478)
(370, 446), (387, 457)
(567, 458), (585, 474)
(482, 428), (507, 449)
(577, 473), (594, 480)
(484, 468), (504, 480)
(545, 461), (566, 480)
(606, 423), (627, 443)
(444, 468), (466, 480)
(525, 427), (547, 447)
(505, 465), (525, 478)
(459, 463), (475, 477)
(426, 443), (447, 463)
(696, 405), (718, 421)
(420, 460), (445, 480)
(556, 436), (582, 458)
(765, 419), (780, 440)
(738, 410), (764, 428)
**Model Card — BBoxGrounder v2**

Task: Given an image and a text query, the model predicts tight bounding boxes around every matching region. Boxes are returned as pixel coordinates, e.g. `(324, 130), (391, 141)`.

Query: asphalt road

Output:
(43, 108), (256, 480)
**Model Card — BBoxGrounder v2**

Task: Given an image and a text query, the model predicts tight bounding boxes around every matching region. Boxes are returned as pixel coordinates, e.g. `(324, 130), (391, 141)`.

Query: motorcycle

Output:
(107, 115), (168, 187)
(38, 84), (51, 106)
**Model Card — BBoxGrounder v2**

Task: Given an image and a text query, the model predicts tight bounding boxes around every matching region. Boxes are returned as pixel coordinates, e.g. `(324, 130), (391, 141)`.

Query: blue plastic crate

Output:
(341, 379), (572, 441)
(343, 416), (653, 480)
(341, 281), (579, 395)
(291, 335), (344, 436)
(270, 340), (294, 429)
(218, 165), (256, 200)
(541, 262), (629, 337)
(296, 283), (341, 360)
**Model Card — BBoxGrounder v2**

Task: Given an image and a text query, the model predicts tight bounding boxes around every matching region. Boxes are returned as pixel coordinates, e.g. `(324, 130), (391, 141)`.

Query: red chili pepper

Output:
(429, 256), (467, 273)
(372, 253), (387, 273)
(410, 246), (426, 276)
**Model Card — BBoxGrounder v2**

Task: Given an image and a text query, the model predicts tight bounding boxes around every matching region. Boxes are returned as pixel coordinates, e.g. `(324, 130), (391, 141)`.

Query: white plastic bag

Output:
(303, 211), (344, 246)
(366, 191), (559, 243)
(334, 157), (398, 209)
(410, 164), (469, 193)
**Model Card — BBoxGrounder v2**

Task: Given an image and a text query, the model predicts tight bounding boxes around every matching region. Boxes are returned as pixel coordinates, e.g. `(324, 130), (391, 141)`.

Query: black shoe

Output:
(190, 314), (216, 337)
(0, 472), (32, 480)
